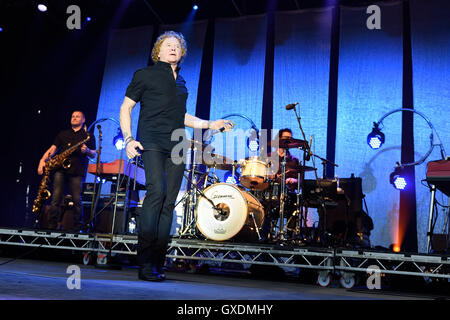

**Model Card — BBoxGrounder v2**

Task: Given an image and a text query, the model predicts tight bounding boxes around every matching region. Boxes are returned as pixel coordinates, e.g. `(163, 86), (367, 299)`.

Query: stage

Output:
(0, 257), (445, 301)
(2, 0), (450, 311)
(0, 227), (449, 302)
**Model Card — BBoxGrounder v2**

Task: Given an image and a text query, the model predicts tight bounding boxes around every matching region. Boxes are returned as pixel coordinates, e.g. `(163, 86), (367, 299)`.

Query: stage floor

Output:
(0, 257), (447, 301)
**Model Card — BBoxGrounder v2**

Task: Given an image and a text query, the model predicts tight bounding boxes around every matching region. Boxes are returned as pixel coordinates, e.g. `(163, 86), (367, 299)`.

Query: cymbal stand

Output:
(88, 125), (102, 233)
(276, 151), (288, 241)
(287, 167), (304, 238)
(178, 145), (201, 237)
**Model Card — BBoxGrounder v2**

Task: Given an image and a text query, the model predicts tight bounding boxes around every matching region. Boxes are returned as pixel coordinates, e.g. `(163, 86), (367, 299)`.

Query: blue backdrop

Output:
(92, 2), (450, 251)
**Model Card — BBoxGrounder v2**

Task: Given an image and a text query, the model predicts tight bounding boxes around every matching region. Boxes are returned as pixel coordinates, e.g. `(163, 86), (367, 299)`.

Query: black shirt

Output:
(125, 61), (188, 152)
(53, 128), (96, 176)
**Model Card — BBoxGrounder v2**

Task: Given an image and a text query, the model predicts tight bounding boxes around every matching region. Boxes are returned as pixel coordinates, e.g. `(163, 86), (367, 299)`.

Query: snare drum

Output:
(239, 156), (271, 191)
(196, 183), (265, 241)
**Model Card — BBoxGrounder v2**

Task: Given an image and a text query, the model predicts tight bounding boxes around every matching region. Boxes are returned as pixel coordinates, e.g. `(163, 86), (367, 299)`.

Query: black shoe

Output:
(156, 265), (166, 280)
(138, 264), (165, 282)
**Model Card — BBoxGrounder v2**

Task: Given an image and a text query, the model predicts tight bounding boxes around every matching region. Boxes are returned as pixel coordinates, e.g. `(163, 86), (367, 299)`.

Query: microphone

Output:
(285, 102), (299, 110)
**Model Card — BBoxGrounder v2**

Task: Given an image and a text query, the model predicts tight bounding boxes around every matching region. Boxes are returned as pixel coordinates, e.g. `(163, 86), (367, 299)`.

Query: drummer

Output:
(269, 128), (300, 189)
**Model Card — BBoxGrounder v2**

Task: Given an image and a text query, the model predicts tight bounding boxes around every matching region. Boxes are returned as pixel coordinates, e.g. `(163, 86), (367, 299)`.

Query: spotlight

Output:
(86, 17), (91, 22)
(193, 4), (199, 10)
(113, 128), (125, 150)
(367, 122), (385, 149)
(246, 128), (260, 152)
(390, 165), (407, 190)
(248, 139), (259, 152)
(37, 4), (47, 12)
(0, 27), (3, 32)
(224, 171), (239, 184)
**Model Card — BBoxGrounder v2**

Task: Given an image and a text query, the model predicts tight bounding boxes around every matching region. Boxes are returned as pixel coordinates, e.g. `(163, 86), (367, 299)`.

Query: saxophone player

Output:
(37, 110), (96, 231)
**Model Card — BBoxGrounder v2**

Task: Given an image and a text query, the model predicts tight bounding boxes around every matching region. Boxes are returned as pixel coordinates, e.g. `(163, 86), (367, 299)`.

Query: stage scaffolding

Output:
(0, 227), (449, 288)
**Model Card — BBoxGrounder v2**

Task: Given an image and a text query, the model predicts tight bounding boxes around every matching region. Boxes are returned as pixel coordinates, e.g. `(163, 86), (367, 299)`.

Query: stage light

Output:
(0, 27), (3, 32)
(393, 244), (401, 252)
(86, 17), (91, 22)
(113, 128), (125, 150)
(248, 139), (259, 152)
(224, 171), (239, 184)
(367, 122), (385, 149)
(37, 4), (47, 12)
(193, 4), (199, 10)
(247, 128), (260, 152)
(389, 165), (407, 190)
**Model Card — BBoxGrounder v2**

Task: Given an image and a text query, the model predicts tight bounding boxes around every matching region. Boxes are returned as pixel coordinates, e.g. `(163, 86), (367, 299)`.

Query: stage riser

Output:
(0, 228), (449, 285)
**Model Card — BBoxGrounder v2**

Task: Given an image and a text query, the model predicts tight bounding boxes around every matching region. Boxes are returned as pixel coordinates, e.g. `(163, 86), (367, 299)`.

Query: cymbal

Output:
(187, 139), (209, 150)
(279, 166), (316, 178)
(201, 153), (237, 171)
(278, 138), (308, 149)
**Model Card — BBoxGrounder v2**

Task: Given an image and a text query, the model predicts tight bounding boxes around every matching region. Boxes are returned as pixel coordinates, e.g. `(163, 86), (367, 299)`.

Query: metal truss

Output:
(335, 249), (450, 280)
(1, 228), (449, 283)
(0, 228), (97, 252)
(166, 238), (335, 271)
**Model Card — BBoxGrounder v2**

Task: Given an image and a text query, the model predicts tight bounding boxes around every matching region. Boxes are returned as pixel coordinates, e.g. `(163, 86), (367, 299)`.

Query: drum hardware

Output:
(177, 171), (226, 238)
(202, 153), (236, 171)
(276, 152), (288, 241)
(249, 212), (262, 241)
(178, 139), (205, 237)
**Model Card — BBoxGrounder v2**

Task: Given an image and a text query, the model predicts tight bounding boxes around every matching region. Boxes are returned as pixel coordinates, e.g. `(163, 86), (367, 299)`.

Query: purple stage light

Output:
(367, 122), (385, 149)
(390, 166), (407, 190)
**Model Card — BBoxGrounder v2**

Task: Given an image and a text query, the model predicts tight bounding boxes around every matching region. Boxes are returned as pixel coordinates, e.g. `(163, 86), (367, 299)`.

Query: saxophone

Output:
(32, 134), (91, 214)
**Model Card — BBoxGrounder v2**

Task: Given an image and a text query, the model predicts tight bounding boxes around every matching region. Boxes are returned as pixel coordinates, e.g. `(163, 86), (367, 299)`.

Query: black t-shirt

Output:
(125, 61), (188, 152)
(53, 128), (96, 176)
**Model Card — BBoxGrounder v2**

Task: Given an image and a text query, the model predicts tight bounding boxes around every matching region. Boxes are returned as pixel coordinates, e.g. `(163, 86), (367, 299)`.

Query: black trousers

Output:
(138, 147), (185, 268)
(48, 171), (83, 231)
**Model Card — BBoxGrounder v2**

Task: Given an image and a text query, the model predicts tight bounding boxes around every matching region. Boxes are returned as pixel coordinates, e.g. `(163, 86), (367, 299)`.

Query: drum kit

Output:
(176, 136), (332, 245)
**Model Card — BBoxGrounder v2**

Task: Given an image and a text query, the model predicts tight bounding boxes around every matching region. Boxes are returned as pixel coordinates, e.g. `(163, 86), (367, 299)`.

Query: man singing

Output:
(119, 31), (234, 281)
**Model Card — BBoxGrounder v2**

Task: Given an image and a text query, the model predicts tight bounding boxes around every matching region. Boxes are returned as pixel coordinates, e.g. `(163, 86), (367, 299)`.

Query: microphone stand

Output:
(89, 125), (102, 233)
(288, 104), (338, 246)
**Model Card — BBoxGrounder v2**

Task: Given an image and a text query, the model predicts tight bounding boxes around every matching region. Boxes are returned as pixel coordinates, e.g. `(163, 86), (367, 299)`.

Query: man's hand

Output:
(126, 139), (144, 159)
(81, 144), (88, 154)
(209, 119), (235, 132)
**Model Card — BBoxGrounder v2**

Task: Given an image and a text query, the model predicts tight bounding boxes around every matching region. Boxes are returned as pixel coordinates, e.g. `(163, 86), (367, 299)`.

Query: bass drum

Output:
(196, 183), (265, 241)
